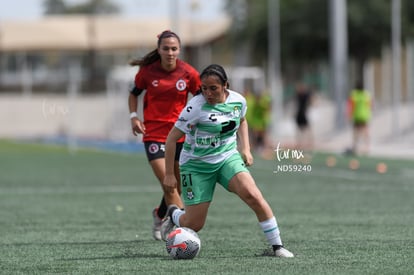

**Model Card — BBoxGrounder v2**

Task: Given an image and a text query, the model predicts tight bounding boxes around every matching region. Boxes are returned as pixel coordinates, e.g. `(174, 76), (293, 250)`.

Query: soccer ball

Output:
(165, 227), (201, 260)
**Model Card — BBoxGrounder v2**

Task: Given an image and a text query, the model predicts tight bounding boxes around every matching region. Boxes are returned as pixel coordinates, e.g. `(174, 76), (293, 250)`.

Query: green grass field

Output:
(0, 140), (413, 274)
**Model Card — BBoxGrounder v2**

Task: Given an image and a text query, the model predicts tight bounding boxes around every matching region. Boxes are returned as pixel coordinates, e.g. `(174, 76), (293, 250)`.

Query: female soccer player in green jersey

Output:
(161, 64), (294, 258)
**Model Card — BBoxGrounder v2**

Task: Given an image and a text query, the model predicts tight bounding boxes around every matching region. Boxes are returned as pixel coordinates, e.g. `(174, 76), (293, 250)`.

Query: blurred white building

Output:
(0, 15), (231, 141)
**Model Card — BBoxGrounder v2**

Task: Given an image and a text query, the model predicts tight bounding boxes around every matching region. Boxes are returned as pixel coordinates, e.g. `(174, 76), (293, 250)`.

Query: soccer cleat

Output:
(160, 204), (179, 241)
(160, 216), (175, 241)
(274, 246), (294, 258)
(152, 208), (162, 241)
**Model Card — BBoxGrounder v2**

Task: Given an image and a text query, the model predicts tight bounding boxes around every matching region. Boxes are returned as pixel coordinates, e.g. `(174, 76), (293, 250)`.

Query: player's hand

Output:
(131, 117), (146, 136)
(163, 174), (177, 193)
(241, 151), (254, 166)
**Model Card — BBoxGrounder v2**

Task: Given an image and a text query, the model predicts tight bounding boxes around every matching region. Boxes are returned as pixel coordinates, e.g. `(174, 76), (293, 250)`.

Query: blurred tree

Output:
(347, 0), (390, 80)
(225, 0), (329, 66)
(43, 0), (120, 15)
(65, 0), (120, 15)
(225, 0), (414, 82)
(43, 0), (67, 14)
(280, 0), (329, 63)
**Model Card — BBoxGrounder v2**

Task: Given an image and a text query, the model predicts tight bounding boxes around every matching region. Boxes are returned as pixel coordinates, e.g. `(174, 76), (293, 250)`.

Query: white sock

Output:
(259, 216), (282, 246)
(172, 208), (185, 227)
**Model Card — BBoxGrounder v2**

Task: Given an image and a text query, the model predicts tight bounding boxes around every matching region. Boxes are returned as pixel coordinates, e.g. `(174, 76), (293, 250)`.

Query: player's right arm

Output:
(128, 86), (146, 136)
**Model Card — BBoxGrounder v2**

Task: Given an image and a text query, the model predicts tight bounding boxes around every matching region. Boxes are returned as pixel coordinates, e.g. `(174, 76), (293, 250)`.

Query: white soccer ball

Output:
(165, 227), (201, 260)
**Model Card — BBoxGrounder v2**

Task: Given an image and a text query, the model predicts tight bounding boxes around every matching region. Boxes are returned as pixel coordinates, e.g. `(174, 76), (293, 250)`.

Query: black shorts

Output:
(353, 120), (368, 128)
(296, 114), (309, 129)
(144, 141), (183, 162)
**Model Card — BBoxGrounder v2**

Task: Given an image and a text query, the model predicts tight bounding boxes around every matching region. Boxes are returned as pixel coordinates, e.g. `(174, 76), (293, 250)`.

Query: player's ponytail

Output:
(129, 30), (181, 67)
(129, 49), (159, 67)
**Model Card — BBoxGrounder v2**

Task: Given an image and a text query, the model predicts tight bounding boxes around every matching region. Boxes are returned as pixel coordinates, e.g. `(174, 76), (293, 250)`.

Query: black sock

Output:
(272, 245), (283, 251)
(157, 197), (167, 218)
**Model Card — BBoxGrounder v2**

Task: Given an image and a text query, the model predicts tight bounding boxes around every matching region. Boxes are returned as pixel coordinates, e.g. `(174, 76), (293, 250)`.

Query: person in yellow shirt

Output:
(348, 81), (372, 155)
(244, 90), (271, 154)
(243, 89), (256, 144)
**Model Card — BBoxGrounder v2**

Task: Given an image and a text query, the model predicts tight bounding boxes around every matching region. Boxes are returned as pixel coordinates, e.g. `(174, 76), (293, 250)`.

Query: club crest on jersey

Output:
(186, 187), (194, 200)
(152, 80), (159, 87)
(233, 106), (241, 117)
(176, 79), (187, 91)
(148, 143), (159, 154)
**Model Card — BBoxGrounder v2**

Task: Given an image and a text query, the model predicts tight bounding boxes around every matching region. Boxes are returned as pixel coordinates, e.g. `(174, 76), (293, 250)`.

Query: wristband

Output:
(130, 112), (138, 119)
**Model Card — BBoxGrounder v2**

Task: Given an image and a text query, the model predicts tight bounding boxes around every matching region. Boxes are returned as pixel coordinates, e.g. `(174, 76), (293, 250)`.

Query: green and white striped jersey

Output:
(175, 90), (247, 166)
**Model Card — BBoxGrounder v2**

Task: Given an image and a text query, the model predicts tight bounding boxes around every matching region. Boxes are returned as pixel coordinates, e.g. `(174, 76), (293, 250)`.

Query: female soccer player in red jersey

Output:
(128, 30), (201, 240)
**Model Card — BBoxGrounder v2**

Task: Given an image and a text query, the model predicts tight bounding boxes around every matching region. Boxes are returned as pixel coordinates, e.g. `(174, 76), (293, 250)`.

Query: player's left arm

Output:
(237, 118), (253, 166)
(163, 127), (185, 193)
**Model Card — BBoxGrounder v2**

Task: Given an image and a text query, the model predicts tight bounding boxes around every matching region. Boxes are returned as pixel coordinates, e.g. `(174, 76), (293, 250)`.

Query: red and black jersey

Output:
(134, 59), (200, 142)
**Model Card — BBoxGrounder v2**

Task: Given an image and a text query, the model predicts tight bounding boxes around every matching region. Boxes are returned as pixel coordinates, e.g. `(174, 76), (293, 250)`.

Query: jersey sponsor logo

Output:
(220, 120), (237, 134)
(176, 79), (187, 91)
(196, 135), (221, 147)
(206, 107), (241, 122)
(148, 143), (159, 154)
(152, 80), (159, 87)
(208, 111), (231, 118)
(209, 114), (217, 122)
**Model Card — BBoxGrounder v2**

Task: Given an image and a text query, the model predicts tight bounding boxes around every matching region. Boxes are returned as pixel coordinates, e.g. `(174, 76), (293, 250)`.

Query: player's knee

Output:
(243, 190), (265, 209)
(181, 218), (205, 232)
(163, 189), (179, 199)
(190, 223), (204, 232)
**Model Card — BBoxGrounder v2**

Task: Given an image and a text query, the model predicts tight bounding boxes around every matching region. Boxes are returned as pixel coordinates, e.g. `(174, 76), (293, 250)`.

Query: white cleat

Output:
(160, 216), (175, 241)
(274, 247), (294, 258)
(152, 208), (162, 241)
(160, 204), (179, 241)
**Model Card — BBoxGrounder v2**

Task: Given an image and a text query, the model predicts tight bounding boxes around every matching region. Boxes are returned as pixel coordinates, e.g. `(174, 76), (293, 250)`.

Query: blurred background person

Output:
(128, 30), (201, 240)
(246, 90), (271, 155)
(294, 82), (313, 151)
(243, 89), (257, 149)
(347, 80), (372, 155)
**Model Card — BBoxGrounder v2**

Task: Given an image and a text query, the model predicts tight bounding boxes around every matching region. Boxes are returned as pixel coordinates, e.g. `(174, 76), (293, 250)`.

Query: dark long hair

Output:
(200, 64), (230, 89)
(129, 30), (181, 67)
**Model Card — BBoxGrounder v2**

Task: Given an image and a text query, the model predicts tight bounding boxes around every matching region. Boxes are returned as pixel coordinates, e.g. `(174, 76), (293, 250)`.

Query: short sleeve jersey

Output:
(134, 59), (200, 142)
(174, 90), (247, 166)
(350, 90), (371, 122)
